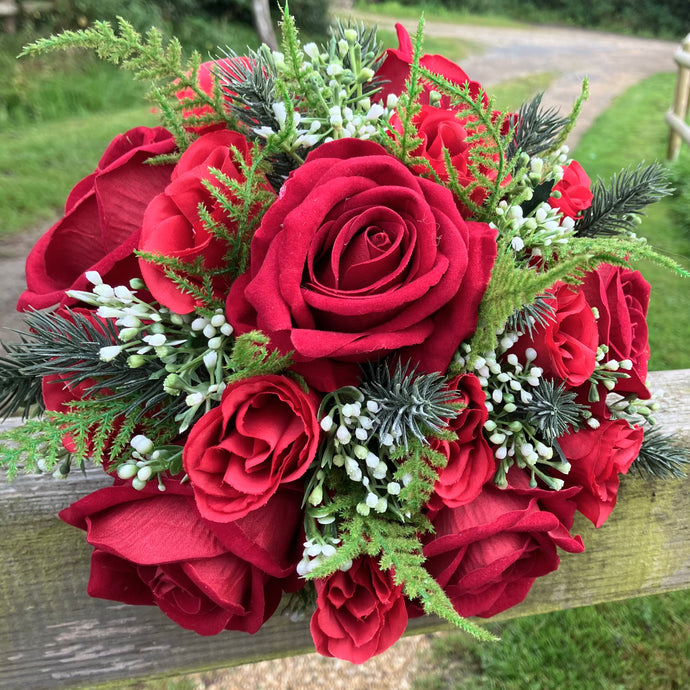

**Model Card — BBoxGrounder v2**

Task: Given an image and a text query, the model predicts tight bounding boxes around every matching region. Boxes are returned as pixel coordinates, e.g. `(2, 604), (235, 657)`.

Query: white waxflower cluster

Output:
(317, 395), (409, 517)
(296, 536), (350, 577)
(67, 272), (233, 433)
(457, 337), (569, 491)
(495, 147), (577, 259)
(116, 434), (182, 491)
(253, 31), (395, 152)
(297, 388), (414, 577)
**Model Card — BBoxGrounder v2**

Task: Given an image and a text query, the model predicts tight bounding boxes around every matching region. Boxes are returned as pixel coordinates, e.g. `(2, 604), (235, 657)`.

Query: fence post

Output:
(666, 33), (690, 161)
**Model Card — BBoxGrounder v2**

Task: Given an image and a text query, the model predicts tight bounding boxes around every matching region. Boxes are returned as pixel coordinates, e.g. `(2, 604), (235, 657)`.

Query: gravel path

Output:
(0, 14), (682, 690)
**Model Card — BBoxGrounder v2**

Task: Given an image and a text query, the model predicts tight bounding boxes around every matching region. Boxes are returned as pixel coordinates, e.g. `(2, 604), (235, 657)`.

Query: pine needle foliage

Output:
(19, 18), (234, 152)
(0, 340), (45, 419)
(575, 162), (674, 237)
(631, 427), (690, 480)
(0, 309), (189, 432)
(505, 295), (556, 337)
(216, 44), (279, 134)
(359, 361), (462, 449)
(507, 91), (573, 160)
(523, 379), (587, 440)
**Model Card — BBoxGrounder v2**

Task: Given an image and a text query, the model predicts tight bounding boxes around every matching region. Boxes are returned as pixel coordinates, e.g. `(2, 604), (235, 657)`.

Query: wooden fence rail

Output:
(1, 368), (689, 689)
(666, 33), (690, 160)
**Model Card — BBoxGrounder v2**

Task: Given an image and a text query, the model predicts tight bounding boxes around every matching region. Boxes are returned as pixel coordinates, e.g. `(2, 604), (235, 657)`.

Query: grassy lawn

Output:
(348, 0), (528, 28)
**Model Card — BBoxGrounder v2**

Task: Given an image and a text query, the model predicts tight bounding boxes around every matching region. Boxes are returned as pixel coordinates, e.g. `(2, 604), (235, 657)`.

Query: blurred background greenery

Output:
(1, 1), (689, 688)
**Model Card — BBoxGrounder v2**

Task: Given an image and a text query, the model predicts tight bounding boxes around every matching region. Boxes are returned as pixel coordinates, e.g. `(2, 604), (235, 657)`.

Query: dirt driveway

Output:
(0, 15), (683, 690)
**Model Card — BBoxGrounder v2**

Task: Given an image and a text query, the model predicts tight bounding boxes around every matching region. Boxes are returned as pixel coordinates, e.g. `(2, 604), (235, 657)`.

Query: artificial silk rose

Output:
(509, 282), (598, 388)
(402, 105), (472, 180)
(415, 467), (584, 619)
(226, 139), (497, 390)
(310, 556), (408, 663)
(138, 129), (268, 314)
(581, 264), (651, 401)
(17, 127), (176, 312)
(427, 373), (496, 514)
(59, 478), (303, 634)
(183, 374), (321, 522)
(557, 419), (643, 527)
(374, 23), (485, 108)
(549, 160), (593, 219)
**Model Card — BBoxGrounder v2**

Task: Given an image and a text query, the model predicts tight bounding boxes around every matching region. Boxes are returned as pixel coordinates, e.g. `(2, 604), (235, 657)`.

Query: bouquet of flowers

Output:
(1, 10), (688, 663)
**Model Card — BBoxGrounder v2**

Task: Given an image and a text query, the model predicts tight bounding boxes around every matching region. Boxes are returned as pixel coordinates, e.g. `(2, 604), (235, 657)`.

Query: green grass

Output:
(413, 589), (690, 689)
(0, 106), (156, 234)
(348, 1), (527, 28)
(489, 72), (557, 111)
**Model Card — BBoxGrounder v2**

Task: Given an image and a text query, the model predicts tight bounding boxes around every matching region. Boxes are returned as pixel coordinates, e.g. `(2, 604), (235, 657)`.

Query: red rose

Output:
(374, 23), (485, 108)
(310, 556), (408, 663)
(59, 478), (303, 634)
(509, 282), (598, 387)
(417, 468), (584, 619)
(557, 419), (642, 527)
(226, 139), (497, 391)
(138, 129), (269, 314)
(427, 373), (495, 514)
(581, 264), (651, 401)
(17, 127), (176, 312)
(183, 374), (321, 522)
(549, 160), (593, 219)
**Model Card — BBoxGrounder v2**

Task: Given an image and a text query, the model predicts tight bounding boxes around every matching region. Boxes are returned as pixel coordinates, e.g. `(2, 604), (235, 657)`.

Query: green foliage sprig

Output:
(575, 162), (674, 237)
(225, 331), (294, 384)
(507, 91), (574, 160)
(631, 427), (690, 480)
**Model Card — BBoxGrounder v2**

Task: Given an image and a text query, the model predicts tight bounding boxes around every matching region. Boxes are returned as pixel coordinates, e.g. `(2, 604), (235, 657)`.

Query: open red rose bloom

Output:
(7, 14), (683, 666)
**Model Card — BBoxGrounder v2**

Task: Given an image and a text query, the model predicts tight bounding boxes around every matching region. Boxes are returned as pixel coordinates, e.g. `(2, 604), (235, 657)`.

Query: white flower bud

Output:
(131, 434), (154, 455)
(99, 345), (123, 362)
(117, 463), (138, 480)
(85, 270), (103, 285)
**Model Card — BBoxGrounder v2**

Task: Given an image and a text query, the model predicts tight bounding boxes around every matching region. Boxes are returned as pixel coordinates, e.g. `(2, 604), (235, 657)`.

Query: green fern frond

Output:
(392, 440), (448, 516)
(226, 331), (293, 383)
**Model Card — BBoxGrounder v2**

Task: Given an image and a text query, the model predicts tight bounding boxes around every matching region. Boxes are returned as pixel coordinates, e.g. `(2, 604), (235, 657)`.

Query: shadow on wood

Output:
(1, 369), (689, 690)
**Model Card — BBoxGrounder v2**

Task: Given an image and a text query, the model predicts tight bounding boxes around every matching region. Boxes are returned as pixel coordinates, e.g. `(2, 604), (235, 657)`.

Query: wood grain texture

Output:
(1, 369), (689, 690)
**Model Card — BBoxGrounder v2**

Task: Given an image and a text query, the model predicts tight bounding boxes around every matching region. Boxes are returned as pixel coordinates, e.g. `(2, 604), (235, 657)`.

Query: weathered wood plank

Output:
(1, 369), (689, 690)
